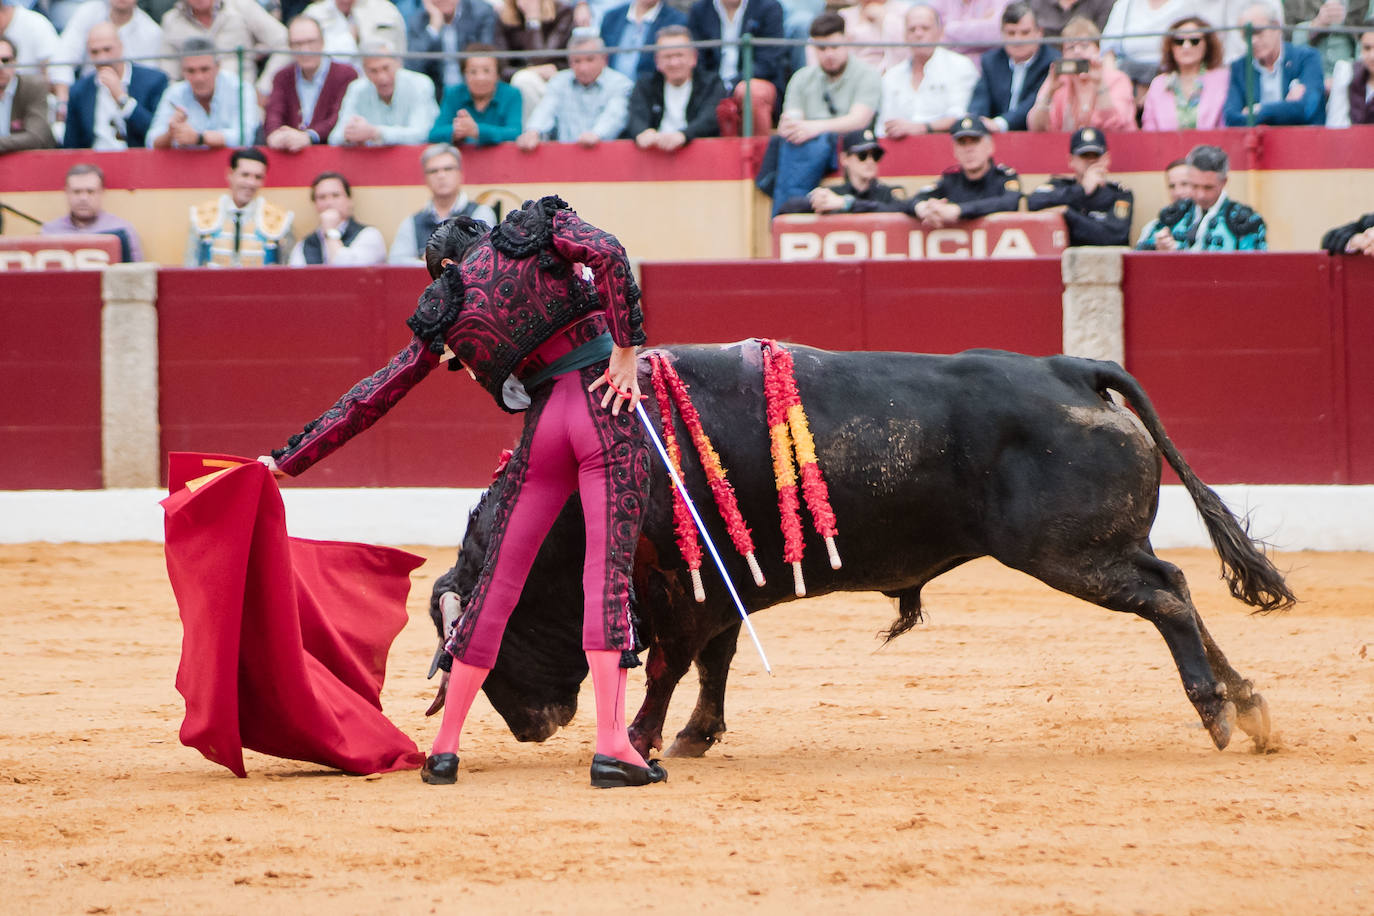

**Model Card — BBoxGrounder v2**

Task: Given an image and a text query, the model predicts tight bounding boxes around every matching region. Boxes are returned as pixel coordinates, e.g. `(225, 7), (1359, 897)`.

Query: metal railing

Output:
(32, 20), (1374, 145)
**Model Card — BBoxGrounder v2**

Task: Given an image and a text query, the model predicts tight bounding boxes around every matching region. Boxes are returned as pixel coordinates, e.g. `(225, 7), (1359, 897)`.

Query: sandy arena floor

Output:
(1, 543), (1371, 914)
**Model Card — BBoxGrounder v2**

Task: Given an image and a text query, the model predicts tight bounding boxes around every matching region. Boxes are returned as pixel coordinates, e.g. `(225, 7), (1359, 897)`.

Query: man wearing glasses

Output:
(0, 36), (56, 153)
(264, 15), (358, 152)
(775, 128), (900, 213)
(388, 143), (497, 265)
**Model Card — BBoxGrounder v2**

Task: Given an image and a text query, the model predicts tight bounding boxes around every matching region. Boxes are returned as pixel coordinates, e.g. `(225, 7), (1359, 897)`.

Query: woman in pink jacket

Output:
(1027, 16), (1138, 133)
(1141, 17), (1229, 130)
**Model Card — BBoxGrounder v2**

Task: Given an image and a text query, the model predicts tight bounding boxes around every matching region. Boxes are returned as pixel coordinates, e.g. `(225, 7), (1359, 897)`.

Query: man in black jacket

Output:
(1322, 213), (1374, 256)
(775, 128), (900, 214)
(969, 2), (1058, 133)
(1026, 127), (1132, 246)
(627, 26), (725, 150)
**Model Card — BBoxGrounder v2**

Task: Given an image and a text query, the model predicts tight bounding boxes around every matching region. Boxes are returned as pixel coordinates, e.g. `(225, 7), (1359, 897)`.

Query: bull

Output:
(427, 342), (1293, 759)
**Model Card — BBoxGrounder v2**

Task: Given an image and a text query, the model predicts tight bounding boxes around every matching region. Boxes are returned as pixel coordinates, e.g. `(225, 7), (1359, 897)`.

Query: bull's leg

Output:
(628, 637), (699, 759)
(1019, 547), (1236, 750)
(665, 622), (741, 758)
(1146, 545), (1272, 751)
(1193, 611), (1271, 751)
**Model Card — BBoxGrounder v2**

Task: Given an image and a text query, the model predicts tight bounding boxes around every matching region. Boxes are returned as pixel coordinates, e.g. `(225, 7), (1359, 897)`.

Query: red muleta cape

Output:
(162, 452), (426, 777)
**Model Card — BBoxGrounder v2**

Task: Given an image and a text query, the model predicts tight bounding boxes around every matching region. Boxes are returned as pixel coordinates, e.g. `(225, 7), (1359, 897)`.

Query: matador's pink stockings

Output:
(587, 649), (648, 767)
(430, 660), (489, 756)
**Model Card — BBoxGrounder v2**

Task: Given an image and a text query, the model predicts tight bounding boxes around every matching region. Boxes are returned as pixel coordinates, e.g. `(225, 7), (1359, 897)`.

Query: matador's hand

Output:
(588, 344), (642, 416)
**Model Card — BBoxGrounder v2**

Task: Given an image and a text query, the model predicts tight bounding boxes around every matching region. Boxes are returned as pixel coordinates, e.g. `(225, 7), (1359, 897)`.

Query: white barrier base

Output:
(1, 485), (1371, 550)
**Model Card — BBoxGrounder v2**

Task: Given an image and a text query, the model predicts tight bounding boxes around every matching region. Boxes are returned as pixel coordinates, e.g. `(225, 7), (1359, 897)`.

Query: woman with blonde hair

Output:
(1141, 17), (1228, 130)
(1027, 16), (1137, 132)
(493, 0), (578, 120)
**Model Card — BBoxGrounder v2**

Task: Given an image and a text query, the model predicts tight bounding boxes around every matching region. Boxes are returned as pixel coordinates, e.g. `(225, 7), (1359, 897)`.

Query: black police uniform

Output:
(775, 179), (902, 215)
(852, 162), (1023, 218)
(1321, 212), (1374, 254)
(1027, 176), (1134, 246)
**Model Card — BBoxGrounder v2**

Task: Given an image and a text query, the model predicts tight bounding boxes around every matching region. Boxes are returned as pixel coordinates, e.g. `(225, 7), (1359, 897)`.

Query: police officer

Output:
(775, 128), (902, 215)
(1027, 127), (1133, 247)
(852, 116), (1021, 225)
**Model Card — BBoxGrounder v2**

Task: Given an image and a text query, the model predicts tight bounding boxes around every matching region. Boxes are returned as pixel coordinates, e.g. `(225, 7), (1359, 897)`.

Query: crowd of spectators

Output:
(1, 0), (1369, 150)
(3, 0), (1372, 259)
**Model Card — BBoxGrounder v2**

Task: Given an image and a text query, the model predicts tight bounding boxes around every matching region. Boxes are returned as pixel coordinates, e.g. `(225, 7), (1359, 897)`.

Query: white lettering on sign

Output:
(778, 227), (1044, 261)
(0, 249), (113, 271)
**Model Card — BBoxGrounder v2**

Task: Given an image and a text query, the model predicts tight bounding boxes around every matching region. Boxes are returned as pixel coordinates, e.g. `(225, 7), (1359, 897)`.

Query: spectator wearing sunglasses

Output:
(775, 128), (901, 213)
(1142, 17), (1229, 130)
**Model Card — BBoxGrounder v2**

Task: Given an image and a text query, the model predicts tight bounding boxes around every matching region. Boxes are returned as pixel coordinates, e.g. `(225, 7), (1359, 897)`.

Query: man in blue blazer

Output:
(601, 0), (687, 81)
(1223, 2), (1326, 126)
(968, 1), (1058, 132)
(63, 23), (168, 150)
(686, 0), (789, 104)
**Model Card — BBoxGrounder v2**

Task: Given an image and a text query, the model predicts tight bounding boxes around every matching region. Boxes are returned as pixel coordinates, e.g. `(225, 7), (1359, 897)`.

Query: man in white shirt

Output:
(289, 171), (387, 266)
(878, 4), (979, 137)
(57, 0), (163, 82)
(304, 0), (408, 58)
(388, 144), (497, 265)
(328, 38), (438, 145)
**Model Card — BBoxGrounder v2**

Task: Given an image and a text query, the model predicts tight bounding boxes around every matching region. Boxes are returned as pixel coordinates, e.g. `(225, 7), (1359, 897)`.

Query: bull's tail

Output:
(1086, 360), (1296, 613)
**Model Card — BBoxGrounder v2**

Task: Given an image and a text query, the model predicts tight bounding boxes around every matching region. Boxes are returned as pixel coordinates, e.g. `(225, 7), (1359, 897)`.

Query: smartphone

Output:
(1054, 59), (1090, 75)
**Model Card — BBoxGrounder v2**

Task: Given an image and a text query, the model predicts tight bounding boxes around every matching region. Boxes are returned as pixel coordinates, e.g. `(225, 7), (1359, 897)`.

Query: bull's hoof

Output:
(421, 753), (459, 785)
(589, 754), (668, 788)
(1235, 692), (1273, 752)
(665, 727), (724, 758)
(1204, 700), (1237, 750)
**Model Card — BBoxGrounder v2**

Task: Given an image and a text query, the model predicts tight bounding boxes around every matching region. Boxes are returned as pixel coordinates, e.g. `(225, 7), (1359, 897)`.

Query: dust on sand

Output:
(1, 544), (1371, 914)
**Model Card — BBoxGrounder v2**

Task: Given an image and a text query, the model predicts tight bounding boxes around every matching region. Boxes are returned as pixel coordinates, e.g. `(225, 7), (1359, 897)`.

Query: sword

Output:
(635, 401), (772, 675)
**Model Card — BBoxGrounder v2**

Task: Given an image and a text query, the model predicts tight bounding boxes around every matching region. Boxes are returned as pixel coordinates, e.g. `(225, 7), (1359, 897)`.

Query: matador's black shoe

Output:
(590, 753), (668, 788)
(421, 753), (459, 785)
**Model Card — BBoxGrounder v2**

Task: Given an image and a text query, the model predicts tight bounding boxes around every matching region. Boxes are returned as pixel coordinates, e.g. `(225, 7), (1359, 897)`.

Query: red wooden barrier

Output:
(639, 258), (1064, 355)
(1121, 252), (1348, 484)
(1337, 256), (1374, 483)
(156, 266), (521, 488)
(0, 272), (102, 489)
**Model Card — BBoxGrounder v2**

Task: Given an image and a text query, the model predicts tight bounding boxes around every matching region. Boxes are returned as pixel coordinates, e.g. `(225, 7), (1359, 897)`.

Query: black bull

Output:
(427, 343), (1294, 758)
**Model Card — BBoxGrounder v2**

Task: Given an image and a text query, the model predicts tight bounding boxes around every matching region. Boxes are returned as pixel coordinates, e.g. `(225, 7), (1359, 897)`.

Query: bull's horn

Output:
(427, 640), (447, 680)
(427, 592), (462, 679)
(425, 668), (450, 717)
